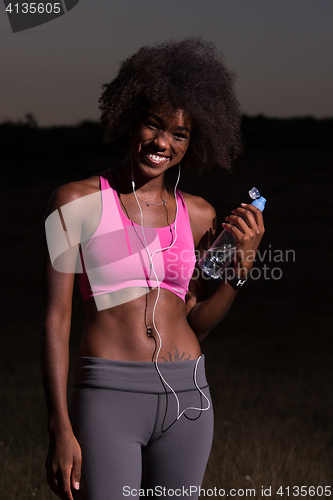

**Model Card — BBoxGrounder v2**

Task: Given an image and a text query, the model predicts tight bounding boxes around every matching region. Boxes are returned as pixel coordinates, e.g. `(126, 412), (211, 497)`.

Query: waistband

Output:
(73, 355), (208, 395)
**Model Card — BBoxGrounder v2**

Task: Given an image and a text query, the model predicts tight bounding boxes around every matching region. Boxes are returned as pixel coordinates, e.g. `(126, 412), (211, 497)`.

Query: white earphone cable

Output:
(131, 159), (210, 419)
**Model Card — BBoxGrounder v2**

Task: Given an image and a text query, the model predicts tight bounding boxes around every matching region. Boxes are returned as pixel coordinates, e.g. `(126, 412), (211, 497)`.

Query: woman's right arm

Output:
(41, 183), (83, 500)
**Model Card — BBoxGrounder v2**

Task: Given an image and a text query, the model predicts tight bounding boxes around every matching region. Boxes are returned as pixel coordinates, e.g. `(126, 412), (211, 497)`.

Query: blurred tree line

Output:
(1, 113), (332, 181)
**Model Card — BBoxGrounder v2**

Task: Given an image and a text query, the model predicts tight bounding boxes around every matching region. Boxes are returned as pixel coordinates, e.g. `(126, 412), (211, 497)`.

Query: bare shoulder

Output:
(180, 191), (216, 224)
(46, 175), (100, 215)
(179, 191), (217, 248)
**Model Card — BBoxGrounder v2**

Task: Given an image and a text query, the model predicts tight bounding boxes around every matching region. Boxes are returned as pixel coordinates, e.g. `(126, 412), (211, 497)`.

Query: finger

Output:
(224, 215), (249, 234)
(222, 222), (248, 240)
(56, 467), (74, 500)
(46, 464), (58, 493)
(71, 452), (82, 492)
(230, 208), (258, 231)
(240, 204), (265, 229)
(63, 470), (75, 500)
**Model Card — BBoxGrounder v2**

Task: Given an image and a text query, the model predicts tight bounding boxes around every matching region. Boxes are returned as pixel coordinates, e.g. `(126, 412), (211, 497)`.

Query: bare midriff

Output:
(78, 287), (201, 362)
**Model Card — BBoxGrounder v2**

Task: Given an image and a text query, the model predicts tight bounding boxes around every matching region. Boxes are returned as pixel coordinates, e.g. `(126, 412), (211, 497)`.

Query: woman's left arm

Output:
(185, 201), (265, 341)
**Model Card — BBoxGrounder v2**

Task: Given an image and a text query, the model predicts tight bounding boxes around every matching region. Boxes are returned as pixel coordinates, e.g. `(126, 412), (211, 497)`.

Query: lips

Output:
(144, 150), (170, 166)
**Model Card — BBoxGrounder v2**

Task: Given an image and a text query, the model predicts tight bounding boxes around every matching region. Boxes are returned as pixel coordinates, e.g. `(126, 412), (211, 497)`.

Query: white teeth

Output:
(148, 153), (167, 162)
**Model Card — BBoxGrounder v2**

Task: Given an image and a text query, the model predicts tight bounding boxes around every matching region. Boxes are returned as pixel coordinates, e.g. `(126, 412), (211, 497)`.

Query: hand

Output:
(45, 429), (82, 500)
(223, 203), (265, 277)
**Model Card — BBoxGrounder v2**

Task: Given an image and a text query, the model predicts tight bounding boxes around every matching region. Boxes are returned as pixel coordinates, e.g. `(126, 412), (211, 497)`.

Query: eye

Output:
(173, 133), (189, 141)
(145, 120), (158, 130)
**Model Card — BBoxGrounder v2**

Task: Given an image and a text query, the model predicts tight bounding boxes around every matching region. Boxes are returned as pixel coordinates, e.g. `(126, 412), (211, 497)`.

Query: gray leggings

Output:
(69, 355), (214, 500)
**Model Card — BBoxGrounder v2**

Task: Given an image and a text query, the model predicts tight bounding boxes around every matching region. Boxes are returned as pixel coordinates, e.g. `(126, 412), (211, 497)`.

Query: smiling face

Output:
(130, 104), (192, 178)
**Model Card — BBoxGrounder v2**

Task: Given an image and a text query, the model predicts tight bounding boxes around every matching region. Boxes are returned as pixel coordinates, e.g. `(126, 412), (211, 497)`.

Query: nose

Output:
(153, 131), (169, 151)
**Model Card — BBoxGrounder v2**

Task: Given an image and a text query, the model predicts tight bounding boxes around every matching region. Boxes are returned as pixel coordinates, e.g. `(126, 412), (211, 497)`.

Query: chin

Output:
(135, 156), (173, 176)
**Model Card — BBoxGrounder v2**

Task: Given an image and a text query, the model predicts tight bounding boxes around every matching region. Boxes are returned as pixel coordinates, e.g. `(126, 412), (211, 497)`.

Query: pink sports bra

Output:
(76, 169), (196, 305)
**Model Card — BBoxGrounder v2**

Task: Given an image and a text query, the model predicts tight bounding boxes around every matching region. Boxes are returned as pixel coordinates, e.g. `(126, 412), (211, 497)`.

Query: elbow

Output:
(186, 306), (212, 342)
(196, 329), (211, 343)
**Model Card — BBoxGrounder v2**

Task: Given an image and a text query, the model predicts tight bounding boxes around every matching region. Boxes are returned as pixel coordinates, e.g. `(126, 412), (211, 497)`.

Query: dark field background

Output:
(1, 117), (333, 499)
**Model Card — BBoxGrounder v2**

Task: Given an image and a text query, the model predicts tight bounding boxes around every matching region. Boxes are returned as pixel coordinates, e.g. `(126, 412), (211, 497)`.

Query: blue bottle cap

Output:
(251, 196), (266, 211)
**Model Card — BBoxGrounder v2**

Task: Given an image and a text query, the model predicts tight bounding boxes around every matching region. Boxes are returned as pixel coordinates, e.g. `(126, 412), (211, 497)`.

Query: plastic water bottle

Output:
(198, 187), (266, 279)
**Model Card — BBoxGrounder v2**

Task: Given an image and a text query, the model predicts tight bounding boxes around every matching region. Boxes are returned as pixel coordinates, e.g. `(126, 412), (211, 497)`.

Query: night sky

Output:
(1, 0), (333, 125)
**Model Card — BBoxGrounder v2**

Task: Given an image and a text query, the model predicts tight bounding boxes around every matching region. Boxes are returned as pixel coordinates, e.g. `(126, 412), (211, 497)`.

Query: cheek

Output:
(133, 129), (155, 149)
(131, 131), (146, 152)
(177, 142), (190, 158)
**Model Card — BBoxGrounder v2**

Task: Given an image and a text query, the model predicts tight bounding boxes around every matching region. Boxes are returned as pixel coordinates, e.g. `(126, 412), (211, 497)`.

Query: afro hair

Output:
(99, 38), (242, 173)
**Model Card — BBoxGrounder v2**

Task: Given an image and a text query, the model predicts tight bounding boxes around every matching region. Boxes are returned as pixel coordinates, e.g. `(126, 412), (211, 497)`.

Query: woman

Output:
(42, 38), (264, 500)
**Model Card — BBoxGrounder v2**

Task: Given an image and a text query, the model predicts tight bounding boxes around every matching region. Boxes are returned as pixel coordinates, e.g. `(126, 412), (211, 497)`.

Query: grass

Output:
(202, 328), (333, 498)
(1, 148), (332, 499)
